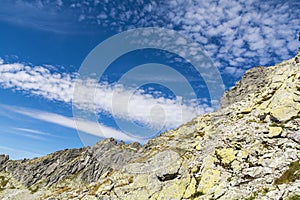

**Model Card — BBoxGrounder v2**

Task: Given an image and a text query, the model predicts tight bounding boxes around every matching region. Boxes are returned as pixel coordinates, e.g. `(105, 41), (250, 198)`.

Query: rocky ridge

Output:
(0, 50), (300, 199)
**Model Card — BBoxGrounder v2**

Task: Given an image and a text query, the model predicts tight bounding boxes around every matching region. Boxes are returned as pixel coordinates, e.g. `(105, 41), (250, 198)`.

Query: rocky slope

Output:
(0, 50), (300, 199)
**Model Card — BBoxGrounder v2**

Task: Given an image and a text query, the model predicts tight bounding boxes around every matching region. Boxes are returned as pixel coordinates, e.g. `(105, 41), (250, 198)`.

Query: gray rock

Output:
(242, 167), (271, 178)
(0, 155), (9, 165)
(220, 66), (272, 109)
(0, 138), (141, 187)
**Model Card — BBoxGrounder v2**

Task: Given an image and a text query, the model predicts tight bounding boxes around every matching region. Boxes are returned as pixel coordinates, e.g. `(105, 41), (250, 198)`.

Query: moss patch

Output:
(274, 160), (300, 185)
(244, 196), (256, 200)
(55, 187), (71, 195)
(261, 188), (270, 195)
(244, 191), (258, 200)
(287, 194), (300, 200)
(29, 186), (39, 193)
(190, 191), (204, 198)
(0, 176), (9, 189)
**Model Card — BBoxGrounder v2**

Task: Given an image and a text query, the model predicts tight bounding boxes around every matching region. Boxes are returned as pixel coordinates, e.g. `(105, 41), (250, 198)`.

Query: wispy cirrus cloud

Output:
(10, 128), (47, 141)
(0, 0), (87, 34)
(0, 60), (211, 132)
(0, 145), (42, 160)
(13, 128), (52, 136)
(4, 105), (146, 143)
(10, 128), (62, 141)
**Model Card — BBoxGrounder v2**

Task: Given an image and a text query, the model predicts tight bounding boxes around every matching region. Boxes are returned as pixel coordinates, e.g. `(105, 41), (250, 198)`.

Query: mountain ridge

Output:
(0, 48), (300, 199)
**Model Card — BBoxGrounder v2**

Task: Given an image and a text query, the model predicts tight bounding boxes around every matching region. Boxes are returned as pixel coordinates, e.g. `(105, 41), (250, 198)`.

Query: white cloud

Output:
(13, 128), (52, 136)
(74, 80), (209, 129)
(10, 128), (63, 141)
(56, 0), (63, 7)
(16, 133), (45, 140)
(0, 145), (42, 160)
(0, 0), (85, 34)
(1, 0), (298, 135)
(67, 0), (299, 82)
(0, 63), (74, 102)
(223, 67), (244, 78)
(5, 105), (146, 143)
(5, 0), (298, 84)
(0, 60), (211, 135)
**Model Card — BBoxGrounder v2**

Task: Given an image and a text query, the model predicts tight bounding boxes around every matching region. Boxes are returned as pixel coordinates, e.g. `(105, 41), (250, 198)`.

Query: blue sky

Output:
(0, 0), (299, 159)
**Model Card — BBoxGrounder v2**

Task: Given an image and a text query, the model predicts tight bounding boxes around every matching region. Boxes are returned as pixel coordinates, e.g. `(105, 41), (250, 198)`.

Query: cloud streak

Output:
(0, 60), (211, 131)
(10, 128), (47, 141)
(0, 0), (88, 34)
(10, 128), (63, 141)
(0, 145), (42, 160)
(5, 105), (146, 143)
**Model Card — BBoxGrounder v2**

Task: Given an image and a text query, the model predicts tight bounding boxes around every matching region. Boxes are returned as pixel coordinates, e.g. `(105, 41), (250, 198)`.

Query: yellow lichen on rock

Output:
(195, 144), (202, 151)
(130, 174), (148, 188)
(94, 179), (113, 196)
(240, 107), (253, 114)
(268, 126), (283, 137)
(197, 156), (220, 194)
(191, 166), (199, 174)
(198, 168), (220, 194)
(264, 73), (300, 122)
(156, 177), (190, 200)
(183, 176), (197, 198)
(120, 190), (150, 200)
(214, 181), (227, 199)
(270, 106), (298, 122)
(231, 160), (242, 172)
(237, 150), (249, 160)
(215, 148), (237, 165)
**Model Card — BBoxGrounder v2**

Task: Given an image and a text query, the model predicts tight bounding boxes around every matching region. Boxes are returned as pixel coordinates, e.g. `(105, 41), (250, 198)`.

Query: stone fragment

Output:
(268, 127), (283, 137)
(215, 148), (237, 165)
(0, 155), (9, 165)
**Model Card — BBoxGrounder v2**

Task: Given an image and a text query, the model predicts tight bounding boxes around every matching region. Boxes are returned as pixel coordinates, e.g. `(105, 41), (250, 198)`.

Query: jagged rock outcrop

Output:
(220, 66), (272, 109)
(0, 139), (142, 199)
(0, 155), (8, 165)
(0, 51), (300, 199)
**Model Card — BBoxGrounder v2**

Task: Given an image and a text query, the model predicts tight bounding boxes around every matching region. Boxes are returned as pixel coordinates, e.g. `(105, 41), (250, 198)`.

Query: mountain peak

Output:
(1, 45), (300, 200)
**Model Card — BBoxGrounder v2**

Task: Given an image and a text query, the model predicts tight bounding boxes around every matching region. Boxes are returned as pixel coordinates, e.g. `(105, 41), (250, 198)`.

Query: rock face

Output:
(0, 52), (300, 199)
(220, 66), (271, 109)
(0, 155), (8, 165)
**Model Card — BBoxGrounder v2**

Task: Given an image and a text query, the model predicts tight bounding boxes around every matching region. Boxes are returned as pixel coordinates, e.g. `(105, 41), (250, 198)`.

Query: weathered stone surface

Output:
(269, 126), (283, 137)
(215, 148), (237, 165)
(220, 66), (271, 109)
(0, 155), (8, 165)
